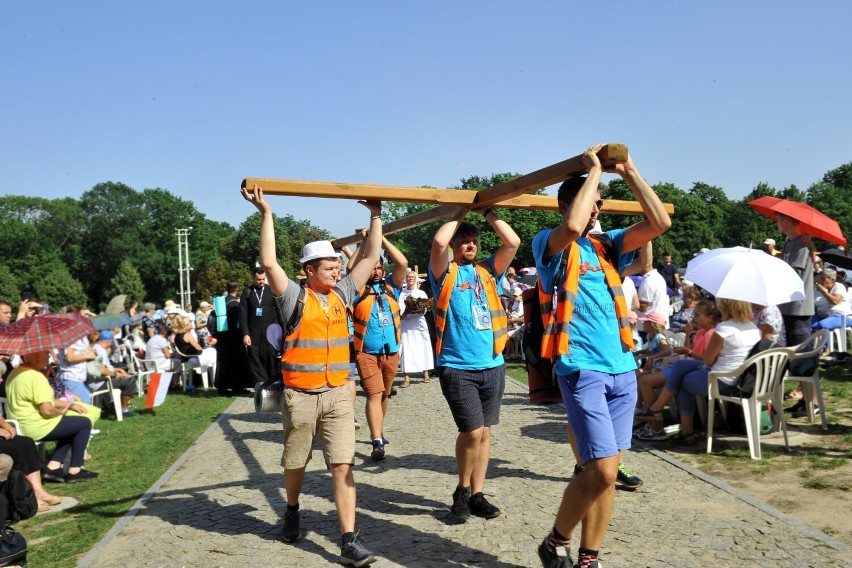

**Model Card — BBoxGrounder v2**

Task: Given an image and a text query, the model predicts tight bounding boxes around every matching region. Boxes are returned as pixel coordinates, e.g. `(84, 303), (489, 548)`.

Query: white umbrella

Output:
(684, 247), (806, 306)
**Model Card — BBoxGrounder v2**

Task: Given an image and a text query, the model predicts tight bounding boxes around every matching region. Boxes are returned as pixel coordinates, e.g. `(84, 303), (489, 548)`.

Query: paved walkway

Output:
(79, 377), (851, 568)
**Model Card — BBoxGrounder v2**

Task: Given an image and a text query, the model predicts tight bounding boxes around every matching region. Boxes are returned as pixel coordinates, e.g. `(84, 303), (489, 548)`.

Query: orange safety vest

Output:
(280, 288), (350, 389)
(352, 281), (401, 352)
(539, 237), (634, 360)
(434, 261), (508, 356)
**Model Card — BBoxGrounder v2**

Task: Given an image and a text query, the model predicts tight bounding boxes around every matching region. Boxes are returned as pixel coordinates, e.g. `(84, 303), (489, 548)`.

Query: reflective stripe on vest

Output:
(434, 261), (508, 356)
(280, 288), (350, 389)
(539, 237), (635, 360)
(352, 282), (401, 352)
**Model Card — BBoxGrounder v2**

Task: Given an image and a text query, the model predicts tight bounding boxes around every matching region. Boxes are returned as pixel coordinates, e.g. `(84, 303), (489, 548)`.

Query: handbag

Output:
(0, 526), (27, 567)
(86, 355), (103, 383)
(254, 380), (284, 413)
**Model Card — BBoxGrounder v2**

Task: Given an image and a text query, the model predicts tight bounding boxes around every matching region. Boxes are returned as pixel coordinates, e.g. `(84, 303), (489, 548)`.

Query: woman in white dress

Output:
(398, 270), (434, 387)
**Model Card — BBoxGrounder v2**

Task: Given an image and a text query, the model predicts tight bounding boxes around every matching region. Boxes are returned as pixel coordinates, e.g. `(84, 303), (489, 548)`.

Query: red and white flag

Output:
(145, 372), (173, 409)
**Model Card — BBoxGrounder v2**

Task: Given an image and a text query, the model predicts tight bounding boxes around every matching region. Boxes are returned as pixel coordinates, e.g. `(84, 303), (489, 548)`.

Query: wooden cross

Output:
(241, 143), (674, 248)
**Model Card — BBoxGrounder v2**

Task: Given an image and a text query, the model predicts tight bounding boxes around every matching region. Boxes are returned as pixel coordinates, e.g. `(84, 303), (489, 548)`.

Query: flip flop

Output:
(38, 501), (50, 513)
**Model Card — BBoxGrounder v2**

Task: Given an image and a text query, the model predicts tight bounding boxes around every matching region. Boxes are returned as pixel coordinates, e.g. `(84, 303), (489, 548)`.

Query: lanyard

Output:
(373, 285), (386, 314)
(253, 285), (265, 304)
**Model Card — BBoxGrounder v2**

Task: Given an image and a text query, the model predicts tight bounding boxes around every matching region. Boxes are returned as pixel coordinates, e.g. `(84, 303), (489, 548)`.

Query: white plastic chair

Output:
(785, 329), (830, 430)
(828, 324), (851, 353)
(171, 343), (211, 390)
(669, 299), (683, 317)
(706, 348), (793, 460)
(126, 349), (157, 395)
(665, 331), (686, 349)
(90, 376), (124, 422)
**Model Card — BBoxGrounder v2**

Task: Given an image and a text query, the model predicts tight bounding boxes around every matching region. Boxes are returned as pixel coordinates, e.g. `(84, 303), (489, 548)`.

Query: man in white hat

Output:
(242, 185), (383, 567)
(761, 237), (782, 257)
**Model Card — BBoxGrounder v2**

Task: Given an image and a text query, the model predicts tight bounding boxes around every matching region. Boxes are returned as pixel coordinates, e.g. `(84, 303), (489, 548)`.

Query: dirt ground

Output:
(665, 404), (852, 546)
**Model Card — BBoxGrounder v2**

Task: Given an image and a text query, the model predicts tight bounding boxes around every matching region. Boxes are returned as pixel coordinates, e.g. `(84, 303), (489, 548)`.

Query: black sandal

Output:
(634, 409), (664, 422)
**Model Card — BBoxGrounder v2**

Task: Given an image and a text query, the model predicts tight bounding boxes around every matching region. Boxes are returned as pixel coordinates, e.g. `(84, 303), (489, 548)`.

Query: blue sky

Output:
(2, 2), (850, 237)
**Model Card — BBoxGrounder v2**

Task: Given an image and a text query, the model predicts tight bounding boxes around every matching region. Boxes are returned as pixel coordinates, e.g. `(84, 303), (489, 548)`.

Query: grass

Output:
(18, 390), (234, 567)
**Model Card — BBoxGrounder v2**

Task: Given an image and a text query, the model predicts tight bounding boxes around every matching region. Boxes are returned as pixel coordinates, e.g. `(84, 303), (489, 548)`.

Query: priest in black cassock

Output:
(240, 267), (280, 385)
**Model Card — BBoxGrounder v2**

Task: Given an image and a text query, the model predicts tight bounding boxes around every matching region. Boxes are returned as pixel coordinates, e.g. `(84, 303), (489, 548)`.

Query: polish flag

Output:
(145, 372), (173, 408)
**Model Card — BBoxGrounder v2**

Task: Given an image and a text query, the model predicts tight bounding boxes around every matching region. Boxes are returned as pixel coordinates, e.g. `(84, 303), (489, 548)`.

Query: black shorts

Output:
(439, 365), (505, 433)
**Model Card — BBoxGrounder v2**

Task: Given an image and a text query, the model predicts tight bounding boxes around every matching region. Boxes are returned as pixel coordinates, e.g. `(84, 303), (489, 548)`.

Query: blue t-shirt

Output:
(533, 228), (637, 375)
(428, 257), (505, 370)
(355, 276), (402, 355)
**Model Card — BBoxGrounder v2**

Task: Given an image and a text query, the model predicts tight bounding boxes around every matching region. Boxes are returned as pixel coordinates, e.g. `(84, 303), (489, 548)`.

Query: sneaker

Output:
(370, 438), (385, 461)
(468, 492), (501, 519)
(784, 400), (805, 414)
(121, 410), (136, 418)
(573, 561), (601, 568)
(340, 530), (376, 567)
(42, 467), (66, 484)
(537, 537), (573, 568)
(450, 486), (471, 521)
(616, 464), (643, 490)
(281, 506), (303, 542)
(65, 469), (99, 483)
(634, 423), (668, 441)
(793, 404), (818, 418)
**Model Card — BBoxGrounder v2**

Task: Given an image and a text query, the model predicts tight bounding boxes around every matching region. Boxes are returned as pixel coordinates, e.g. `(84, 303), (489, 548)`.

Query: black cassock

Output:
(239, 283), (280, 384)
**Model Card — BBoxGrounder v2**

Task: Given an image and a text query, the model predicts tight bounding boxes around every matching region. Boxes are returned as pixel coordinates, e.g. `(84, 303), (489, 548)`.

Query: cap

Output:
(165, 306), (181, 315)
(164, 300), (175, 308)
(638, 311), (666, 326)
(299, 240), (342, 264)
(97, 330), (114, 341)
(763, 238), (776, 246)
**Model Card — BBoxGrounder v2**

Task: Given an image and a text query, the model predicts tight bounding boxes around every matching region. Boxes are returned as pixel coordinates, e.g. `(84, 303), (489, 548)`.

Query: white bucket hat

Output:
(299, 241), (342, 264)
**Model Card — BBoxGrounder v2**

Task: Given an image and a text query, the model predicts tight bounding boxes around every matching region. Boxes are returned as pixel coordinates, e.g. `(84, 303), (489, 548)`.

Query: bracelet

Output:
(370, 215), (381, 220)
(483, 208), (494, 218)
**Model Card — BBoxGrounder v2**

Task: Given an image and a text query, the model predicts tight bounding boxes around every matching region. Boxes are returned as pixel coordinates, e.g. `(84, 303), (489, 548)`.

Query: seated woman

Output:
(0, 417), (63, 512)
(669, 285), (701, 333)
(172, 315), (217, 381)
(503, 288), (525, 360)
(6, 350), (100, 483)
(635, 298), (760, 444)
(635, 299), (719, 413)
(812, 268), (852, 332)
(145, 322), (174, 372)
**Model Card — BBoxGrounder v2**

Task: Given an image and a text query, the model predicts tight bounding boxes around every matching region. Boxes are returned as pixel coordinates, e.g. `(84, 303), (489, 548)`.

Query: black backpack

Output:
(735, 339), (778, 398)
(0, 468), (37, 526)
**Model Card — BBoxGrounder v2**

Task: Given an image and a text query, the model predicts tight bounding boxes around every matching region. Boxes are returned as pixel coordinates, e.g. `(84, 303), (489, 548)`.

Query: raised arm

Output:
(471, 207), (520, 275)
(347, 201), (383, 290)
(546, 145), (605, 257)
(346, 230), (367, 273)
(430, 206), (468, 278)
(241, 185), (289, 295)
(382, 236), (409, 288)
(613, 154), (672, 253)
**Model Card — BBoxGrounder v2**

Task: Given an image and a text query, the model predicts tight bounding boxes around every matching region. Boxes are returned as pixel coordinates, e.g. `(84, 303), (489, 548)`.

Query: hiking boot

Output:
(281, 506), (303, 543)
(537, 537), (573, 568)
(340, 530), (376, 567)
(468, 491), (500, 519)
(450, 486), (471, 521)
(616, 464), (643, 490)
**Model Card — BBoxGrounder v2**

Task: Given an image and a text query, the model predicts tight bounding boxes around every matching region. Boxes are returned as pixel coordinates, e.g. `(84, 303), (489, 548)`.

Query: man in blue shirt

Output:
(535, 145), (671, 568)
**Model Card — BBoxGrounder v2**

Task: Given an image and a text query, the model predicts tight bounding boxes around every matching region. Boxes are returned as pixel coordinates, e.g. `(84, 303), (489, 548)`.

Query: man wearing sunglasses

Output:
(534, 144), (671, 568)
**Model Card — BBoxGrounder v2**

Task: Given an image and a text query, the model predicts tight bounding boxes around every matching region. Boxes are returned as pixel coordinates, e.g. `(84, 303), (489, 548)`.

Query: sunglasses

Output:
(595, 199), (604, 210)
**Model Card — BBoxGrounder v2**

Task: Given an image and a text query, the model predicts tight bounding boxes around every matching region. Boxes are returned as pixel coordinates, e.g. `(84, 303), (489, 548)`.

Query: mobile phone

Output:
(41, 305), (50, 314)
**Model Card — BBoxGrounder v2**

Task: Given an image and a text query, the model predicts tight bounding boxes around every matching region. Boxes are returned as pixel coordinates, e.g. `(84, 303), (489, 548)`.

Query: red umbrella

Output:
(0, 314), (96, 355)
(748, 196), (846, 247)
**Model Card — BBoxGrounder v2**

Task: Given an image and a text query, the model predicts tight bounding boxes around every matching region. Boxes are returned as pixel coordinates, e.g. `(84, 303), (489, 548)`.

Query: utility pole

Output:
(176, 227), (193, 309)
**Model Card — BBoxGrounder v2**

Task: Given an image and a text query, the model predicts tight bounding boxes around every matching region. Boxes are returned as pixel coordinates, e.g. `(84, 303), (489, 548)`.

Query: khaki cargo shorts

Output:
(280, 384), (355, 469)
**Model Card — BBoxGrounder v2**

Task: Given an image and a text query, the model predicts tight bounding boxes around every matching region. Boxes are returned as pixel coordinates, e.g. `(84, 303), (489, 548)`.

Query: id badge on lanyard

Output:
(472, 304), (491, 330)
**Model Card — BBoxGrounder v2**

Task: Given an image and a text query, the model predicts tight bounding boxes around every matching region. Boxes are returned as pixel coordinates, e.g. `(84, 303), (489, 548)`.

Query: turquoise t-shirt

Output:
(428, 257), (505, 370)
(355, 276), (402, 355)
(533, 228), (637, 376)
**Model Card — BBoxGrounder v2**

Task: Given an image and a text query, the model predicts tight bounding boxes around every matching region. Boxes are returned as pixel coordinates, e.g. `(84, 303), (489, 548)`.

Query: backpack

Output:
(0, 469), (37, 525)
(734, 338), (778, 398)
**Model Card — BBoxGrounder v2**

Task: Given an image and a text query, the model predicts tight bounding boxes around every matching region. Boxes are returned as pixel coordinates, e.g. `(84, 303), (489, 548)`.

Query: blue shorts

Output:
(557, 369), (637, 463)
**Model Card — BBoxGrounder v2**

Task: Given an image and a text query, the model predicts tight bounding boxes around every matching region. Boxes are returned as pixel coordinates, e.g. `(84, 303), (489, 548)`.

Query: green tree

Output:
(193, 258), (251, 304)
(30, 259), (88, 309)
(0, 265), (21, 304)
(103, 259), (147, 308)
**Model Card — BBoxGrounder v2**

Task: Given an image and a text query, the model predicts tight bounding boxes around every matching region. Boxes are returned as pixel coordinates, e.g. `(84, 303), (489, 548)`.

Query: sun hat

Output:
(299, 241), (342, 264)
(638, 311), (666, 326)
(199, 301), (212, 310)
(762, 238), (776, 246)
